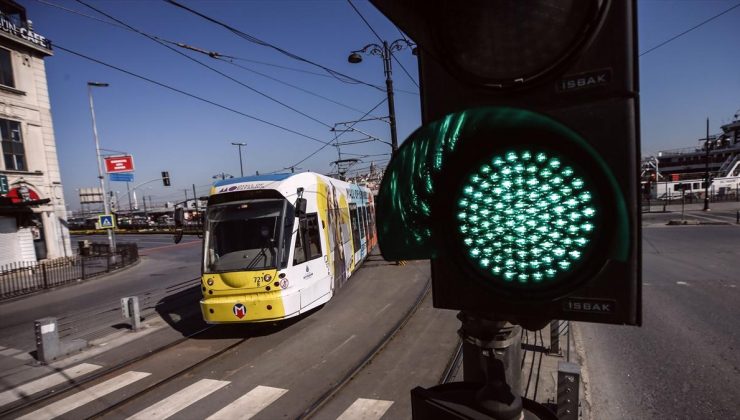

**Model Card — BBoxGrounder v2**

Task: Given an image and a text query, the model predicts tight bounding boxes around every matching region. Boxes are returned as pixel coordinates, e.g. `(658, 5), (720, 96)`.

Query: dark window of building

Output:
(1, 119), (25, 171)
(0, 49), (14, 88)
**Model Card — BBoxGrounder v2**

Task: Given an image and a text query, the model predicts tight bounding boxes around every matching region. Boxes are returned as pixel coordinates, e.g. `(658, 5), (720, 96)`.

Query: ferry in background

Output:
(642, 110), (740, 199)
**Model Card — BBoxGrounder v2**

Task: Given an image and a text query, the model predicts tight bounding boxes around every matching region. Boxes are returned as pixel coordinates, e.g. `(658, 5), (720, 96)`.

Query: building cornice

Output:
(0, 30), (52, 57)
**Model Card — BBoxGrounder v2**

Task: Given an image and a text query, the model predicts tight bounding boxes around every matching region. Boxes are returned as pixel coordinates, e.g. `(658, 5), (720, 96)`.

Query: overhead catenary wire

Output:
(76, 0), (335, 130)
(216, 57), (378, 116)
(267, 98), (388, 174)
(54, 44), (332, 146)
(640, 2), (740, 56)
(346, 0), (419, 88)
(163, 0), (386, 92)
(38, 0), (391, 114)
(37, 0), (418, 96)
(29, 0), (340, 80)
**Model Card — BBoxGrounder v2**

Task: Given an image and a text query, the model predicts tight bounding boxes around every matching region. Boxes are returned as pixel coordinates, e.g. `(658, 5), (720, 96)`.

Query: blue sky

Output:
(21, 0), (740, 211)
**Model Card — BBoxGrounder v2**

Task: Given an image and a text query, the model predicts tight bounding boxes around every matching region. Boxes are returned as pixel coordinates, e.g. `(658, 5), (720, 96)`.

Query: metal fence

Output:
(642, 191), (740, 213)
(0, 243), (139, 300)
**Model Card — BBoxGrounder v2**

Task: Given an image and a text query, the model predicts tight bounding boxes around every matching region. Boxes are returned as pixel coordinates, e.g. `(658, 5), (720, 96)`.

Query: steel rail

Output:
(298, 278), (432, 419)
(0, 321), (215, 417)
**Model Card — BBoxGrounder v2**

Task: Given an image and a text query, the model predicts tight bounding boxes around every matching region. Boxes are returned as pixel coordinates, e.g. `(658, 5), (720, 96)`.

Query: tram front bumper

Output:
(200, 290), (299, 323)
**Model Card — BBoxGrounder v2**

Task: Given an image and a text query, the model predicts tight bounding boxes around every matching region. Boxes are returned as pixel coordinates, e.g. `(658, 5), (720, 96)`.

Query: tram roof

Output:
(213, 173), (293, 187)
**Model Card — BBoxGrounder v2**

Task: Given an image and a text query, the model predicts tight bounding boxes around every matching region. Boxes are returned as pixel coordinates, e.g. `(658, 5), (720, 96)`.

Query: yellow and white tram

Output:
(200, 172), (376, 323)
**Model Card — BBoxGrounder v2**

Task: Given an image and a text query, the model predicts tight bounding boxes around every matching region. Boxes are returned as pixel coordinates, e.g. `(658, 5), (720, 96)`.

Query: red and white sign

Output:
(104, 155), (135, 173)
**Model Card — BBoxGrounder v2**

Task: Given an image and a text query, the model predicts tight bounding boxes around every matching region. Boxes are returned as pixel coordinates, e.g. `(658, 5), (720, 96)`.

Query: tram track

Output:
(299, 279), (431, 419)
(4, 261), (444, 419)
(88, 333), (248, 419)
(0, 320), (216, 418)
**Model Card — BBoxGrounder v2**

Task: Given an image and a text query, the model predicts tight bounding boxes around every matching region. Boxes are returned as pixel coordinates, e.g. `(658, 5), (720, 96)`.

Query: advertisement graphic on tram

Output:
(200, 172), (375, 323)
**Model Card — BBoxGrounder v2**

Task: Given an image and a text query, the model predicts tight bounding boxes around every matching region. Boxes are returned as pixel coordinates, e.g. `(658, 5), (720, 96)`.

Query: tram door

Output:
(291, 211), (327, 306)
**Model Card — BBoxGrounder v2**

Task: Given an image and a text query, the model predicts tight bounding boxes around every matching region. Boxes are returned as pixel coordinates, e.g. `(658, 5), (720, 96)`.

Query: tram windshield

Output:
(204, 199), (292, 272)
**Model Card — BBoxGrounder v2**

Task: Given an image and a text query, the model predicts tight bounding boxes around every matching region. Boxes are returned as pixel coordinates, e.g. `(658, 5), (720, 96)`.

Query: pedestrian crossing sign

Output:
(98, 214), (115, 229)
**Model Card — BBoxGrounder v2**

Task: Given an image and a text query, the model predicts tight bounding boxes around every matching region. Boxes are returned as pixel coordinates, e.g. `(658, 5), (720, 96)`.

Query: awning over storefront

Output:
(0, 186), (50, 214)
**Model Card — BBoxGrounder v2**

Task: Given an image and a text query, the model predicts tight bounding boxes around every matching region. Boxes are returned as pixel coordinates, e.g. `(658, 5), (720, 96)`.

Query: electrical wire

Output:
(217, 57), (376, 116)
(268, 98), (388, 174)
(640, 2), (740, 57)
(76, 0), (335, 131)
(38, 0), (417, 96)
(340, 152), (391, 158)
(38, 0), (392, 114)
(54, 44), (332, 146)
(347, 0), (384, 44)
(32, 0), (360, 82)
(346, 0), (419, 88)
(164, 0), (385, 91)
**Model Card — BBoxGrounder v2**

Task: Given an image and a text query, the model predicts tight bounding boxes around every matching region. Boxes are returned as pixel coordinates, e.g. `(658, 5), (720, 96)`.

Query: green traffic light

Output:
(457, 149), (597, 285)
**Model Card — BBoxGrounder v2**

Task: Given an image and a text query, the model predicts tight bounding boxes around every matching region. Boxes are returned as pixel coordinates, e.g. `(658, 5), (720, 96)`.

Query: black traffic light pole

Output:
(459, 313), (523, 418)
(410, 311), (552, 420)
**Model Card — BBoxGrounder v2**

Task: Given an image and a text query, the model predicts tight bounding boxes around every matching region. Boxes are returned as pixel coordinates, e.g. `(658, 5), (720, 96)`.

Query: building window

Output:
(0, 49), (14, 88)
(1, 119), (26, 171)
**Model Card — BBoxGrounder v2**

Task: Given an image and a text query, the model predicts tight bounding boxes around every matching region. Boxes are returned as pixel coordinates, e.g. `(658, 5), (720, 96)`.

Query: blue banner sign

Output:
(109, 173), (134, 182)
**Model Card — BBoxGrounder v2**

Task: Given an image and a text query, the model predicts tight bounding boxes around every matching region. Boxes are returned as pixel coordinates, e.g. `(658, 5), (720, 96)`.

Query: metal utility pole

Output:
(126, 182), (133, 213)
(704, 118), (711, 211)
(87, 81), (116, 253)
(231, 142), (247, 177)
(348, 39), (415, 155)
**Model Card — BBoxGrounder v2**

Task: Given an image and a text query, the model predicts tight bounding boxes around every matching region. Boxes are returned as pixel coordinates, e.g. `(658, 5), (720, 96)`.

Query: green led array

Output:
(457, 150), (597, 285)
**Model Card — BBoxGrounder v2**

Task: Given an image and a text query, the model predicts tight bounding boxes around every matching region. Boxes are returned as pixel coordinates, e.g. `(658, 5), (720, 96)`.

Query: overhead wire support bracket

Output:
(331, 125), (390, 146)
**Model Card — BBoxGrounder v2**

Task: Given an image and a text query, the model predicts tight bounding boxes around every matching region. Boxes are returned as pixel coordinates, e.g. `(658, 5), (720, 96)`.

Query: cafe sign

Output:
(0, 16), (52, 51)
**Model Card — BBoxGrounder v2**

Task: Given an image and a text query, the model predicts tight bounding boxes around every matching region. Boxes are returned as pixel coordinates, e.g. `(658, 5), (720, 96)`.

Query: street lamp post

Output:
(231, 142), (247, 177)
(348, 39), (416, 155)
(87, 81), (116, 253)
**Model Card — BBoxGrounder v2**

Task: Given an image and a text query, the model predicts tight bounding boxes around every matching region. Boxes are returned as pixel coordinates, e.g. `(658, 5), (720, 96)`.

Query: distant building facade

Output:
(0, 0), (70, 265)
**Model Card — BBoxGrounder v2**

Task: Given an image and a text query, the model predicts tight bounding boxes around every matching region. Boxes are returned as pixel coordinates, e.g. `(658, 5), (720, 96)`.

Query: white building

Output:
(0, 0), (71, 265)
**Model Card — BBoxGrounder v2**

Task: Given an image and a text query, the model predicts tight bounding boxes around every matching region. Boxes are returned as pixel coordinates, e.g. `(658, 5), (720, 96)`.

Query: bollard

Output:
(35, 317), (61, 364)
(121, 296), (141, 331)
(557, 361), (581, 420)
(549, 320), (561, 355)
(737, 210), (739, 224)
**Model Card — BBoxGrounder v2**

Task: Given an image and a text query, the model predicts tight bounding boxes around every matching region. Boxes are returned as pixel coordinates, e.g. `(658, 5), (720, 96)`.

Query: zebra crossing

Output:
(0, 346), (33, 361)
(1, 363), (395, 419)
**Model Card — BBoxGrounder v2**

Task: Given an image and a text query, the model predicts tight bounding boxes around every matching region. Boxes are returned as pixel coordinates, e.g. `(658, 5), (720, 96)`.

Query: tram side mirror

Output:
(296, 198), (307, 217)
(174, 207), (184, 228)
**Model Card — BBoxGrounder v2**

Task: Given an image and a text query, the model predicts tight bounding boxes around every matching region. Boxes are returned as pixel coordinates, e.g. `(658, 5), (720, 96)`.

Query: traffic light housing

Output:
(162, 171), (171, 187)
(373, 0), (641, 327)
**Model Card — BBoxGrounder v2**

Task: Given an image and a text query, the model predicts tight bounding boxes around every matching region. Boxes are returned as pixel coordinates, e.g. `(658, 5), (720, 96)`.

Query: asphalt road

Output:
(2, 246), (461, 419)
(576, 218), (740, 419)
(0, 234), (203, 356)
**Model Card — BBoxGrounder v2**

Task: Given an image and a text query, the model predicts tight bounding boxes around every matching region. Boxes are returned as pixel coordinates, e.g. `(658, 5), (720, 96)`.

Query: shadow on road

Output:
(155, 285), (318, 339)
(360, 254), (398, 268)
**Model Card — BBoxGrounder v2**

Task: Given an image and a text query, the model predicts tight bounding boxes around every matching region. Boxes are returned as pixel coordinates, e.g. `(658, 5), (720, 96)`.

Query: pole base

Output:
(411, 382), (557, 420)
